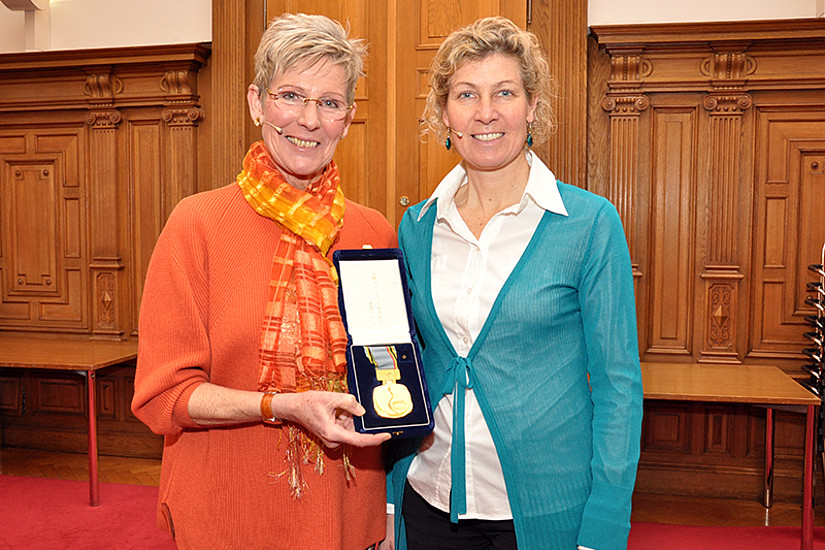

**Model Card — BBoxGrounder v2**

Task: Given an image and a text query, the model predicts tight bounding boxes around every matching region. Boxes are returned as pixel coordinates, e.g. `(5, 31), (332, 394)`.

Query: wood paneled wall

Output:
(0, 44), (210, 338)
(0, 364), (159, 457)
(590, 19), (825, 502)
(0, 44), (210, 457)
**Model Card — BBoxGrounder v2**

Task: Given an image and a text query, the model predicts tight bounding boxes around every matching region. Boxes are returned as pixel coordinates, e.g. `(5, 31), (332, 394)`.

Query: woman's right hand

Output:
(273, 390), (391, 448)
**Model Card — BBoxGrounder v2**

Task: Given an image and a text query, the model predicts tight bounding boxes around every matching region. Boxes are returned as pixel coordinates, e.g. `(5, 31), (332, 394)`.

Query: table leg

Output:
(802, 404), (814, 550)
(86, 370), (100, 507)
(764, 407), (775, 508)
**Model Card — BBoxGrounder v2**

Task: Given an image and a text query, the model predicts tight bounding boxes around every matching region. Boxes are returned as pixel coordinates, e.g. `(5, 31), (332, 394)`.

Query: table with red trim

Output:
(642, 362), (820, 550)
(0, 335), (138, 507)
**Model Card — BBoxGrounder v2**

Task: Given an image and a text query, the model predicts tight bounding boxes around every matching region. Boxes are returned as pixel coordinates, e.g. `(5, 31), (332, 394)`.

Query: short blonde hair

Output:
(423, 16), (556, 145)
(252, 13), (366, 107)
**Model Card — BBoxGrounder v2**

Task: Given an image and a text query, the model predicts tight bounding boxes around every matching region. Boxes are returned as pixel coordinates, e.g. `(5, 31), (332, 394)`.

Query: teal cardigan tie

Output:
(443, 355), (475, 523)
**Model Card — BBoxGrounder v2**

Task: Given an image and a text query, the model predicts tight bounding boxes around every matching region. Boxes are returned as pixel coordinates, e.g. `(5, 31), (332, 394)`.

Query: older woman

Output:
(385, 17), (643, 550)
(132, 13), (394, 549)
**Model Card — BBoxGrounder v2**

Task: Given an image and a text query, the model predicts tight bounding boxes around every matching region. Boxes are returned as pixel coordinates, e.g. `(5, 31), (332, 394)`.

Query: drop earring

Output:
(445, 127), (452, 151)
(526, 122), (534, 147)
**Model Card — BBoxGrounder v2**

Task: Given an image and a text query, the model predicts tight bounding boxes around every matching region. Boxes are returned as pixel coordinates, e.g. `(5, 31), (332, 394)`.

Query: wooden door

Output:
(392, 1), (527, 223)
(750, 108), (825, 356)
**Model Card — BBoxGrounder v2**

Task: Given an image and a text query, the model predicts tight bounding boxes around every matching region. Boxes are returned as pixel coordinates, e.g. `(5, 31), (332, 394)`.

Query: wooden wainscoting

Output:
(0, 44), (210, 457)
(589, 19), (825, 503)
(0, 364), (161, 459)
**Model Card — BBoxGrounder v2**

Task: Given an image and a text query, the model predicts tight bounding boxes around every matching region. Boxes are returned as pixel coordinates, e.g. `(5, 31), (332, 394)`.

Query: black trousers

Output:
(402, 481), (518, 550)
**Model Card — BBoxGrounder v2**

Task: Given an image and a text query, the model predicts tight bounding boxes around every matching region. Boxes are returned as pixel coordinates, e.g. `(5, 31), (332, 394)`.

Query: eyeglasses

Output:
(265, 87), (353, 122)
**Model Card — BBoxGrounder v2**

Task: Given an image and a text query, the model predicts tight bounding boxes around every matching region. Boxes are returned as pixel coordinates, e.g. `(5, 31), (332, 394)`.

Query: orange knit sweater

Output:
(132, 183), (397, 550)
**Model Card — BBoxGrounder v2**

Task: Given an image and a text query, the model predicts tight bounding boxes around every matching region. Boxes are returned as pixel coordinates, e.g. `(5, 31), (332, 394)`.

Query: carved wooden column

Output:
(210, 0), (252, 190)
(529, 0), (588, 187)
(161, 69), (205, 221)
(699, 50), (754, 362)
(601, 49), (650, 279)
(85, 71), (125, 340)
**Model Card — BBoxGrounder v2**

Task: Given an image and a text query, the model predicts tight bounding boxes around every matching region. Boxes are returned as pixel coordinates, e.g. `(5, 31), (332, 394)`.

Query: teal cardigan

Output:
(389, 182), (643, 550)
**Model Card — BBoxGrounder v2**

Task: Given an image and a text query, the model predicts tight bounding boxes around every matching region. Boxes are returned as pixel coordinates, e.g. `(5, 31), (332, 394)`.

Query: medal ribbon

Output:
(366, 345), (399, 371)
(442, 355), (475, 523)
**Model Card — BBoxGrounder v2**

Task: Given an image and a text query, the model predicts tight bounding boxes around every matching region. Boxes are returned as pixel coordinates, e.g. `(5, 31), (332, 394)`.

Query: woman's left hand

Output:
(274, 390), (391, 448)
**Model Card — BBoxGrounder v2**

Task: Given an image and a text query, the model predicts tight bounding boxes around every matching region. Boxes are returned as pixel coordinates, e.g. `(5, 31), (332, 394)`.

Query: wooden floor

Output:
(1, 446), (824, 528)
(631, 492), (825, 527)
(0, 447), (161, 487)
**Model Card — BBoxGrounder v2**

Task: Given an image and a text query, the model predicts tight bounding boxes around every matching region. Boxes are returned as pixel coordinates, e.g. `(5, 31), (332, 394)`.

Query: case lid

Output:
(337, 256), (412, 345)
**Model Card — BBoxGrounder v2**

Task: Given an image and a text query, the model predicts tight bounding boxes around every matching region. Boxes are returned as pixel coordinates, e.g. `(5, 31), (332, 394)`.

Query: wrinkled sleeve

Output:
(131, 199), (211, 436)
(576, 202), (643, 550)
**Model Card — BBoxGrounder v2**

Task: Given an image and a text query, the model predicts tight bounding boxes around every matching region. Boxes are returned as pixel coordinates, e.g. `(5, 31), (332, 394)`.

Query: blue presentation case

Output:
(333, 247), (433, 438)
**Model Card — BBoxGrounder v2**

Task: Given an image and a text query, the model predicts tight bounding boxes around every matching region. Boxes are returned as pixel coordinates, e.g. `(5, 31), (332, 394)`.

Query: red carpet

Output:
(630, 521), (825, 549)
(0, 475), (175, 550)
(2, 474), (824, 549)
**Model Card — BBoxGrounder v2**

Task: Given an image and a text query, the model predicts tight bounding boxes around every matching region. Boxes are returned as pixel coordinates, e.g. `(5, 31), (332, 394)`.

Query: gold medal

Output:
(365, 345), (413, 419)
(372, 382), (414, 418)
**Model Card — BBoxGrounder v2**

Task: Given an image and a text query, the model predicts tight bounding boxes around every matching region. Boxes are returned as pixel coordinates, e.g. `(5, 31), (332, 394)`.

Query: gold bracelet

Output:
(260, 391), (282, 425)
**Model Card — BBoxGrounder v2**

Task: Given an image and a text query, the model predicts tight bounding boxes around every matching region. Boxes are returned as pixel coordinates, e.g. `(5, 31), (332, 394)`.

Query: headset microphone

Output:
(262, 121), (284, 135)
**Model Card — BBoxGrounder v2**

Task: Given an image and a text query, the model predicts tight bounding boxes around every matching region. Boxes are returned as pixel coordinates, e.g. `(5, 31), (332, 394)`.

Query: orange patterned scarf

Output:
(237, 141), (351, 497)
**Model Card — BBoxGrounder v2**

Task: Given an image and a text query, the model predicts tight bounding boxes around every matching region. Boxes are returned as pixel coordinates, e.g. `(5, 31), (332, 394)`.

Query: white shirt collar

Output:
(417, 150), (569, 221)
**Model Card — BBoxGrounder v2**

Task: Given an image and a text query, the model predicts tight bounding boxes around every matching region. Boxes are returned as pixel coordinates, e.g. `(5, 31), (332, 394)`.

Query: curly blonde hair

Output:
(252, 13), (367, 108)
(422, 16), (556, 146)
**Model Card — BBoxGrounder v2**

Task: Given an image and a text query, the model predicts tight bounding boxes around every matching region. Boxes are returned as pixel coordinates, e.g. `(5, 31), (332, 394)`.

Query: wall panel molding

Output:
(0, 43), (210, 338)
(591, 18), (825, 367)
